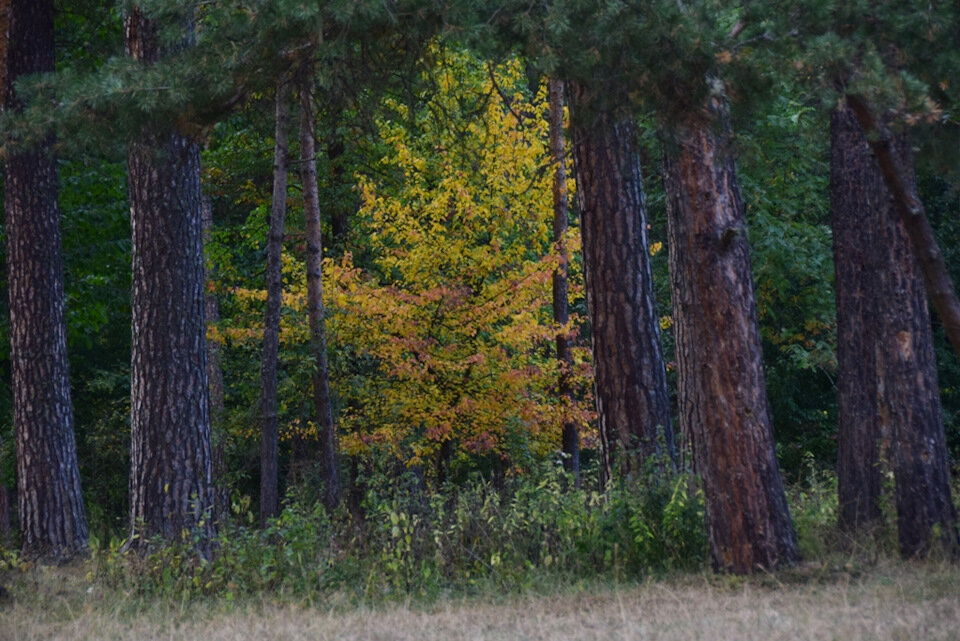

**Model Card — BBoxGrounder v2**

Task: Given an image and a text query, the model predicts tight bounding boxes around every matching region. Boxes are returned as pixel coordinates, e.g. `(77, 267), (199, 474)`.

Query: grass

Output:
(2, 557), (958, 640)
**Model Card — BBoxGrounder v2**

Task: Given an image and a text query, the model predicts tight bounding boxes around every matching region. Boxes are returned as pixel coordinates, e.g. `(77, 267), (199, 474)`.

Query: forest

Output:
(2, 0), (960, 638)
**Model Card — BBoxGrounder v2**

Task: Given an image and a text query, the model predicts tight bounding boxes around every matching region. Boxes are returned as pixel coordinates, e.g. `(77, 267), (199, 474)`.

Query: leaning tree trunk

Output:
(125, 8), (216, 554)
(260, 79), (291, 526)
(833, 103), (959, 556)
(663, 89), (799, 574)
(4, 0), (89, 561)
(300, 62), (341, 511)
(548, 78), (580, 485)
(568, 82), (674, 483)
(845, 94), (960, 363)
(202, 196), (229, 524)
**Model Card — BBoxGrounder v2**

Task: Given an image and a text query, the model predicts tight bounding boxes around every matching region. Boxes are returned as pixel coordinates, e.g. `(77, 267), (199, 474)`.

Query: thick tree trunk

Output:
(4, 0), (89, 562)
(833, 103), (959, 556)
(202, 196), (229, 524)
(568, 83), (674, 483)
(831, 106), (884, 533)
(845, 94), (960, 363)
(663, 91), (799, 574)
(260, 80), (291, 526)
(549, 78), (580, 485)
(125, 9), (216, 554)
(300, 64), (341, 511)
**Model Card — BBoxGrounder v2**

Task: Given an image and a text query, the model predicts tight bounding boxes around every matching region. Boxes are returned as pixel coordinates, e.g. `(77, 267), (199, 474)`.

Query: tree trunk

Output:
(4, 0), (89, 562)
(845, 94), (960, 363)
(568, 82), (674, 483)
(832, 103), (959, 556)
(260, 80), (291, 526)
(0, 482), (10, 543)
(663, 89), (799, 573)
(300, 62), (341, 511)
(549, 78), (580, 486)
(125, 8), (216, 554)
(831, 105), (884, 533)
(202, 196), (229, 524)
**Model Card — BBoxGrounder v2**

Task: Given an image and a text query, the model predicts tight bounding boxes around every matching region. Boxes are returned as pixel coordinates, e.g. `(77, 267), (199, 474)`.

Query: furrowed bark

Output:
(845, 94), (960, 363)
(548, 78), (580, 485)
(125, 7), (216, 555)
(260, 80), (291, 526)
(300, 60), (341, 511)
(663, 86), (798, 573)
(834, 101), (958, 556)
(5, 0), (89, 562)
(569, 82), (674, 483)
(831, 105), (884, 533)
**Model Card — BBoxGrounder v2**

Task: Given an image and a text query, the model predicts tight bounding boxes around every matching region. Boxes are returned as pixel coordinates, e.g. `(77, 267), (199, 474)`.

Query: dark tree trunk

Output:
(833, 103), (959, 556)
(300, 63), (341, 511)
(0, 482), (10, 542)
(845, 94), (960, 363)
(202, 196), (229, 524)
(549, 78), (580, 486)
(260, 80), (291, 526)
(4, 0), (89, 562)
(832, 105), (885, 533)
(662, 90), (799, 574)
(125, 8), (216, 554)
(568, 83), (674, 483)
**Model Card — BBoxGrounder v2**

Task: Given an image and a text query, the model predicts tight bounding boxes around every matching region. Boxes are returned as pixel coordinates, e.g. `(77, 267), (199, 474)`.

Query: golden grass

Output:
(1, 559), (958, 641)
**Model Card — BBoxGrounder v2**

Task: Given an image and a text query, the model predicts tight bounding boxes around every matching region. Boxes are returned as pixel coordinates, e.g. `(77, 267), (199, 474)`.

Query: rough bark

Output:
(300, 63), (341, 511)
(568, 83), (674, 483)
(549, 78), (580, 485)
(663, 90), (799, 573)
(260, 80), (291, 526)
(845, 94), (960, 363)
(831, 105), (884, 533)
(833, 103), (959, 556)
(202, 196), (229, 524)
(4, 0), (89, 562)
(125, 8), (216, 554)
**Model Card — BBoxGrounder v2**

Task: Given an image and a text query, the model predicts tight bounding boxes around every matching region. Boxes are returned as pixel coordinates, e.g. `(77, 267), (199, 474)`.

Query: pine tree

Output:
(125, 6), (216, 554)
(3, 0), (89, 561)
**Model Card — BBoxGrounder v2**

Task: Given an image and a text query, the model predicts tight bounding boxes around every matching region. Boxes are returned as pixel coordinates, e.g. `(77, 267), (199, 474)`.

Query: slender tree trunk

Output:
(125, 8), (216, 554)
(202, 196), (229, 524)
(663, 89), (799, 573)
(4, 0), (89, 562)
(0, 482), (10, 542)
(260, 80), (291, 526)
(549, 78), (580, 486)
(845, 94), (960, 363)
(300, 62), (341, 511)
(568, 83), (674, 483)
(831, 106), (884, 533)
(833, 103), (959, 556)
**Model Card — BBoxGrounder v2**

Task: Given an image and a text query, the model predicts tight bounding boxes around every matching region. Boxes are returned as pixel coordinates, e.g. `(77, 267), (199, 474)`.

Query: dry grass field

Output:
(1, 559), (958, 641)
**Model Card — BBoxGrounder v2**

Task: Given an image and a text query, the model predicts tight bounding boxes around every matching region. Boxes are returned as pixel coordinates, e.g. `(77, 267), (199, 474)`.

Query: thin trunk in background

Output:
(300, 61), (341, 511)
(833, 102), (958, 556)
(663, 86), (798, 573)
(4, 0), (88, 561)
(569, 82), (674, 483)
(125, 7), (216, 555)
(260, 79), (291, 526)
(202, 196), (229, 524)
(0, 483), (10, 542)
(548, 78), (580, 485)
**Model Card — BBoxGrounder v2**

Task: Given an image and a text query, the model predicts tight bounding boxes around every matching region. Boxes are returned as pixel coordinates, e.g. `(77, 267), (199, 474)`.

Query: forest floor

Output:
(1, 558), (958, 641)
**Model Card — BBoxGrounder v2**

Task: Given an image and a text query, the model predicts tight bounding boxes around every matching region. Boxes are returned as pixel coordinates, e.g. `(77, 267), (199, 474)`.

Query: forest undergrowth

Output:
(1, 460), (958, 640)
